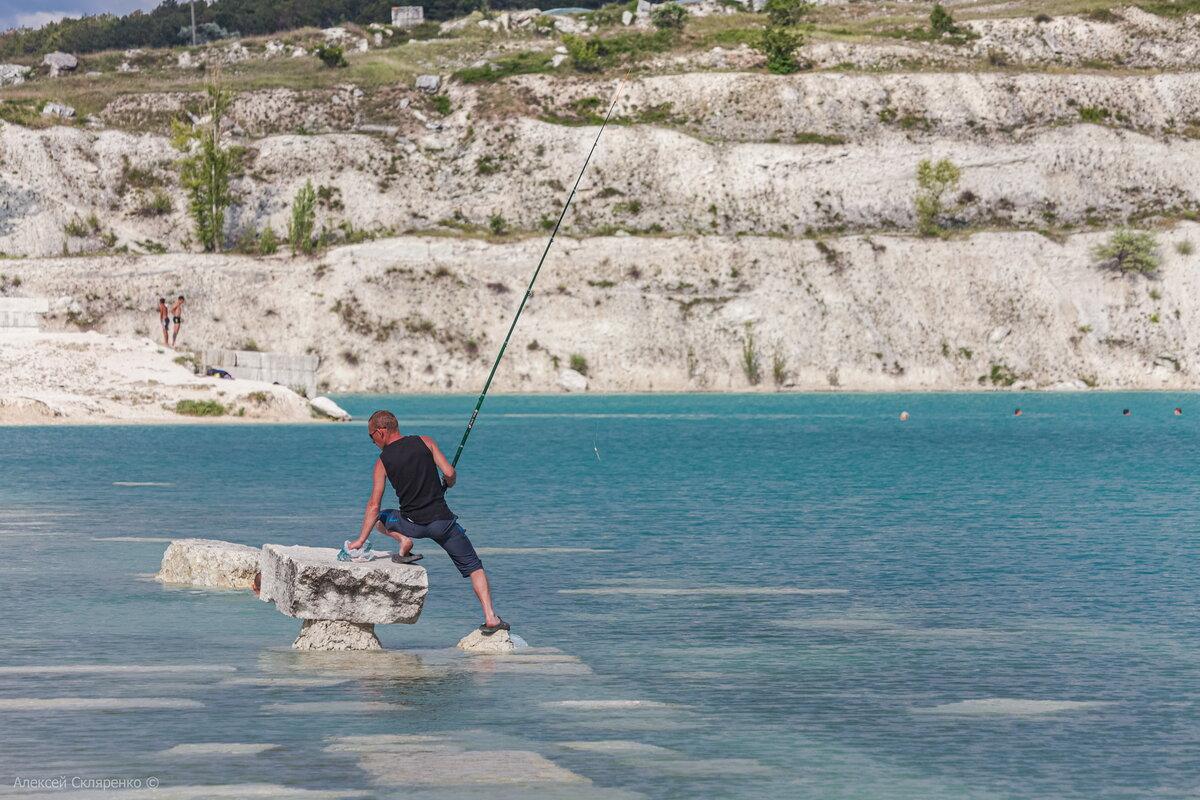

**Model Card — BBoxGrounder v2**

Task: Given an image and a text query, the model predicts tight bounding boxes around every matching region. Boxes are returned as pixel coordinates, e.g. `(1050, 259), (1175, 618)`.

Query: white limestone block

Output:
(156, 538), (259, 589)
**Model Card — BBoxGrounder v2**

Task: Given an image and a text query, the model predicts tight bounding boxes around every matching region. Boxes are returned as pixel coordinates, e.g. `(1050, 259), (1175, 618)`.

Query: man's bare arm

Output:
(421, 435), (456, 488)
(349, 460), (387, 549)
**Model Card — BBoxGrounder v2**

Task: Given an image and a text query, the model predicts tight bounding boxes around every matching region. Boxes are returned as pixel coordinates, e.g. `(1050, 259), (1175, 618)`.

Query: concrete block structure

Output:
(391, 6), (424, 28)
(0, 297), (49, 329)
(203, 349), (319, 398)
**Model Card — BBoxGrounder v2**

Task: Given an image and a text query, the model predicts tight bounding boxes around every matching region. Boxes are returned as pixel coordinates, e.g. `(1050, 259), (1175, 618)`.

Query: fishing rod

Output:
(450, 80), (626, 468)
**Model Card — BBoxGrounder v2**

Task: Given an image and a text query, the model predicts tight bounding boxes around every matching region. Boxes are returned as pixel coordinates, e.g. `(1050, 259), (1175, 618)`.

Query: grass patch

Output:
(174, 399), (227, 417)
(453, 50), (555, 83)
(792, 132), (847, 145)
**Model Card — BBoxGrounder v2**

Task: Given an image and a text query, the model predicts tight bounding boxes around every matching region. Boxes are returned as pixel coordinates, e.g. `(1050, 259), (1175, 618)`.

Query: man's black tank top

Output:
(378, 436), (454, 524)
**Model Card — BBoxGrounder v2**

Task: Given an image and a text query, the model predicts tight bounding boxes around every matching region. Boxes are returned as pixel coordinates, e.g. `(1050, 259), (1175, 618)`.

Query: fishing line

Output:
(450, 78), (628, 468)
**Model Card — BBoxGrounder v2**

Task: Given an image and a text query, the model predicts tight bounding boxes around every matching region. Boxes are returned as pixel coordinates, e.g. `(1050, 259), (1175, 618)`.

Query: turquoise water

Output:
(1, 393), (1197, 799)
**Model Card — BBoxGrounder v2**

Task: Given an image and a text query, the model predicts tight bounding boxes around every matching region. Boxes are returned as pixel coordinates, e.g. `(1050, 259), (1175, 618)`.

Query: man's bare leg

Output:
(469, 568), (502, 627)
(161, 325), (169, 346)
(372, 521), (414, 556)
(172, 323), (180, 347)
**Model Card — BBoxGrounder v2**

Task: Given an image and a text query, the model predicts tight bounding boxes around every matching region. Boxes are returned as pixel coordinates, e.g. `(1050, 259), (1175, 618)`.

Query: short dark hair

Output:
(159, 297), (166, 303)
(178, 295), (185, 300)
(368, 410), (398, 433)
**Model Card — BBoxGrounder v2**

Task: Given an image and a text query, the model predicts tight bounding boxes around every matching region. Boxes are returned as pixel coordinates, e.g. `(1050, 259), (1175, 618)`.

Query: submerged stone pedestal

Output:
(457, 629), (529, 655)
(156, 538), (260, 589)
(293, 619), (382, 651)
(259, 544), (428, 650)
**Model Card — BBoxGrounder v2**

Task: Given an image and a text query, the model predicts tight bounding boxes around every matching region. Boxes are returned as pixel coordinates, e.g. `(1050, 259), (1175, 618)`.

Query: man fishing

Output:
(345, 410), (509, 635)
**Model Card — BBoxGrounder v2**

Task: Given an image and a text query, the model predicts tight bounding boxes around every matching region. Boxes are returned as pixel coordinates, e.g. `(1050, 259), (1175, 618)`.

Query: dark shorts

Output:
(377, 510), (483, 578)
(161, 317), (170, 329)
(173, 316), (182, 324)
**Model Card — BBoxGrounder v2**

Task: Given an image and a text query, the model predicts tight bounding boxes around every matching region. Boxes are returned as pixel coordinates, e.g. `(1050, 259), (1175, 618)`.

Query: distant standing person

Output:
(170, 295), (185, 347)
(157, 297), (170, 346)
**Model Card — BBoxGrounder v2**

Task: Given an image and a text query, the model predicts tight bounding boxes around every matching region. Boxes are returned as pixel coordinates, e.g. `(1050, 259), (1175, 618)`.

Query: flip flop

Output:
(478, 619), (511, 636)
(391, 553), (424, 564)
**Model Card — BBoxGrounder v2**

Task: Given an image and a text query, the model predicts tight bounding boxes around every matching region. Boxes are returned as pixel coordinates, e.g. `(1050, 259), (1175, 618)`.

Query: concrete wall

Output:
(203, 350), (319, 398)
(0, 297), (49, 328)
(391, 6), (424, 27)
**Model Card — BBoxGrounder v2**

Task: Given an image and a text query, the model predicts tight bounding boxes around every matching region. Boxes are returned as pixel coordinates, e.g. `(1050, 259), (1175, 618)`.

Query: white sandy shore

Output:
(0, 329), (326, 425)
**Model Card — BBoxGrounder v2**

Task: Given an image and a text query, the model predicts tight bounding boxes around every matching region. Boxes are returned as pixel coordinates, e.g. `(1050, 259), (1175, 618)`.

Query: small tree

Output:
(651, 3), (687, 30)
(314, 43), (348, 68)
(172, 80), (234, 252)
(288, 181), (317, 256)
(1092, 229), (1160, 275)
(569, 353), (589, 375)
(760, 26), (804, 74)
(764, 0), (813, 28)
(930, 3), (957, 36)
(915, 158), (962, 237)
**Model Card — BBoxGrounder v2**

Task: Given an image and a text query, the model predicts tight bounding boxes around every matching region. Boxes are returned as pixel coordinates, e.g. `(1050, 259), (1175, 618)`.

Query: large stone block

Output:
(156, 538), (260, 589)
(259, 544), (427, 624)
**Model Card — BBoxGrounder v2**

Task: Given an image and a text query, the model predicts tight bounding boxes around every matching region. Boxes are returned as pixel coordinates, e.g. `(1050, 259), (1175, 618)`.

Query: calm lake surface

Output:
(0, 393), (1197, 799)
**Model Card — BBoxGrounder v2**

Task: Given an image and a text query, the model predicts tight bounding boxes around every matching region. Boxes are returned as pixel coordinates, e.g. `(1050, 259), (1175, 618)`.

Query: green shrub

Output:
(651, 3), (687, 30)
(986, 363), (1018, 387)
(175, 399), (227, 417)
(488, 213), (507, 235)
(476, 155), (500, 175)
(569, 353), (589, 375)
(432, 95), (452, 116)
(288, 180), (317, 256)
(915, 158), (962, 237)
(1079, 106), (1110, 124)
(1092, 229), (1160, 275)
(63, 217), (90, 237)
(453, 50), (554, 83)
(760, 26), (803, 74)
(258, 226), (278, 255)
(764, 0), (813, 27)
(137, 190), (173, 217)
(314, 43), (347, 68)
(1176, 239), (1195, 255)
(741, 325), (761, 385)
(930, 3), (958, 35)
(565, 34), (603, 71)
(771, 351), (788, 386)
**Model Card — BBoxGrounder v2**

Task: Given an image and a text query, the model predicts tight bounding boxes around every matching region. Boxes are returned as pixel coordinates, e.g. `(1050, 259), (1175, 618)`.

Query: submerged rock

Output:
(457, 629), (529, 654)
(259, 544), (427, 624)
(156, 538), (260, 589)
(293, 619), (382, 651)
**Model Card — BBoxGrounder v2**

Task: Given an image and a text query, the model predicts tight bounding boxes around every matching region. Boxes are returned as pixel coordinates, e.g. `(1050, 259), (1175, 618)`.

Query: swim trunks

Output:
(377, 511), (482, 578)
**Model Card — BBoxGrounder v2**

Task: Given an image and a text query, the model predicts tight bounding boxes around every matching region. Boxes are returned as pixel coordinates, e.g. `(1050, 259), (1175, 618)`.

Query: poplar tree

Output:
(172, 81), (234, 252)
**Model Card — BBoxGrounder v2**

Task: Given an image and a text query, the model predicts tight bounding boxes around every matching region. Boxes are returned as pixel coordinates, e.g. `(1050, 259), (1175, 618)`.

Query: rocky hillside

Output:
(2, 1), (1198, 393)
